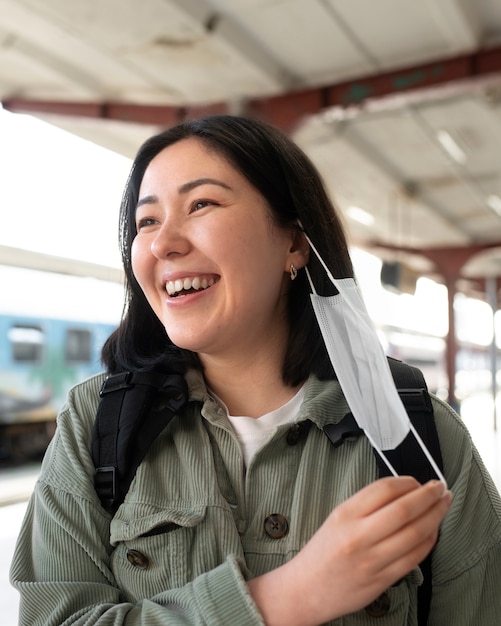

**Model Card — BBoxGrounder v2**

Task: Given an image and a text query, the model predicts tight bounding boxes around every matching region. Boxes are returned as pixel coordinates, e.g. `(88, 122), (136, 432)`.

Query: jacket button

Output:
(264, 514), (289, 539)
(286, 424), (302, 445)
(126, 549), (150, 569)
(365, 592), (390, 617)
(286, 421), (310, 445)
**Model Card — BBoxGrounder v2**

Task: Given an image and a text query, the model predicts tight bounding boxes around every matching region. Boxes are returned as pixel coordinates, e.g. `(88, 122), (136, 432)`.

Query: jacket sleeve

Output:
(428, 395), (501, 625)
(9, 377), (265, 626)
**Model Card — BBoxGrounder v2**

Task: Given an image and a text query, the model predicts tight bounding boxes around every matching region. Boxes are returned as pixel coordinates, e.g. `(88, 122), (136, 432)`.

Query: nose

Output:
(150, 216), (190, 259)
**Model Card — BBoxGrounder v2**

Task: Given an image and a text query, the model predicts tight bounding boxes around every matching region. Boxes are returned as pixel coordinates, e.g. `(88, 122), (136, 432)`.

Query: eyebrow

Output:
(179, 177), (232, 194)
(136, 177), (232, 209)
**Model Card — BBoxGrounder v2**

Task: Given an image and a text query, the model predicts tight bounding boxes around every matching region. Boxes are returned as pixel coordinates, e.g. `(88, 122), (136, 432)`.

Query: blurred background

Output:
(1, 0), (501, 622)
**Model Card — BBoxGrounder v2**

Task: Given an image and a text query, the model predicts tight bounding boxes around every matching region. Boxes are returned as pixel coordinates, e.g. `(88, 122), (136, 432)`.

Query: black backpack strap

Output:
(379, 357), (442, 485)
(323, 357), (443, 625)
(91, 371), (188, 513)
(379, 358), (442, 626)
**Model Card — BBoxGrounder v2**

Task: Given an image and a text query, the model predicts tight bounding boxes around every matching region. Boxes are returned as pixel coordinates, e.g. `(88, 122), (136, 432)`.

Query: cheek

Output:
(130, 238), (153, 291)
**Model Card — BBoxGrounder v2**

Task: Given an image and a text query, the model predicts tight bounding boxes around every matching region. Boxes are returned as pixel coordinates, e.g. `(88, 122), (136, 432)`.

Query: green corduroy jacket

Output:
(10, 369), (501, 625)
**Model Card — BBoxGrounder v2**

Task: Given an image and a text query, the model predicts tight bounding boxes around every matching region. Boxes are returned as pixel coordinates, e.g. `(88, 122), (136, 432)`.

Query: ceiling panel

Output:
(323, 0), (480, 63)
(205, 0), (376, 84)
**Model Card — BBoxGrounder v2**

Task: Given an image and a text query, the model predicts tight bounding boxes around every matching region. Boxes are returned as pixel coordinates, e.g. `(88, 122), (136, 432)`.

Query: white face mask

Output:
(302, 231), (446, 484)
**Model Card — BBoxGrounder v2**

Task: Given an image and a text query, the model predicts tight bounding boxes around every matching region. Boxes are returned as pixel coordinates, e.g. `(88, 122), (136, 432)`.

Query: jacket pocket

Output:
(110, 503), (241, 602)
(342, 571), (421, 626)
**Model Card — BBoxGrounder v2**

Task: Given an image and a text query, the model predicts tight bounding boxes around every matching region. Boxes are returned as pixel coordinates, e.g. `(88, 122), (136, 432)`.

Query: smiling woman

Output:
(9, 115), (501, 626)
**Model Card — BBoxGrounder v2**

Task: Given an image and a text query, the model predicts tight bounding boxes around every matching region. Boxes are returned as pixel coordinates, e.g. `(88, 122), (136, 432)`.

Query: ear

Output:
(285, 229), (310, 272)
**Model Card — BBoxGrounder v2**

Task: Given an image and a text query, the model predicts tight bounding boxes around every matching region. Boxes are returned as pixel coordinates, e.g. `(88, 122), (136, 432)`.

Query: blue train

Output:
(0, 266), (122, 461)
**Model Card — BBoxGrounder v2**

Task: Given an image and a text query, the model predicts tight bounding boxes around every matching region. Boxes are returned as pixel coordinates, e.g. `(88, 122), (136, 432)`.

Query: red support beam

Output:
(4, 46), (501, 132)
(1, 99), (230, 127)
(369, 240), (501, 409)
(369, 241), (501, 281)
(248, 46), (501, 131)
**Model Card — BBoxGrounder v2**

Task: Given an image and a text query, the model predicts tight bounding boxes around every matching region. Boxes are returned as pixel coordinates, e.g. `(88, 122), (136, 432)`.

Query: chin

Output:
(167, 333), (209, 354)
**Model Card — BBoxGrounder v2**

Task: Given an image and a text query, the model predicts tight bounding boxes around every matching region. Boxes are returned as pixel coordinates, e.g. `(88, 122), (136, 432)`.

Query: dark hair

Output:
(102, 115), (354, 385)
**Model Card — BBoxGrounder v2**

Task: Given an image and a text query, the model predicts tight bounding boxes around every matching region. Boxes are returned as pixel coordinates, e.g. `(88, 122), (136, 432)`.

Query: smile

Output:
(166, 275), (218, 297)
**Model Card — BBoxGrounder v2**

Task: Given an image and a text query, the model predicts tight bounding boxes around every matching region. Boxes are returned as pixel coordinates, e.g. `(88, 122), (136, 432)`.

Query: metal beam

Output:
(0, 245), (124, 283)
(368, 239), (501, 410)
(4, 45), (501, 132)
(1, 99), (229, 127)
(368, 240), (501, 279)
(247, 46), (501, 131)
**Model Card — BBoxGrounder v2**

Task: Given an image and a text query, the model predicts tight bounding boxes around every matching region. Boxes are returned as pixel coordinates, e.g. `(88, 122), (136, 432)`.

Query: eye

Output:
(136, 216), (158, 231)
(190, 199), (217, 213)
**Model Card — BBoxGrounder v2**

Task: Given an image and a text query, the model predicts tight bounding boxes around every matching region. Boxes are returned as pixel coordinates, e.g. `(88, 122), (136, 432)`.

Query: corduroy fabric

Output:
(10, 369), (501, 625)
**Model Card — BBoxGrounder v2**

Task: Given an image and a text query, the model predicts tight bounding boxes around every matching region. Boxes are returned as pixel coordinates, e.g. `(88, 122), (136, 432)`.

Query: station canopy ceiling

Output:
(2, 0), (501, 295)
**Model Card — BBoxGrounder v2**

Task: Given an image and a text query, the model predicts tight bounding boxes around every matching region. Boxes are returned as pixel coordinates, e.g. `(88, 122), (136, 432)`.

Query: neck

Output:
(200, 352), (303, 418)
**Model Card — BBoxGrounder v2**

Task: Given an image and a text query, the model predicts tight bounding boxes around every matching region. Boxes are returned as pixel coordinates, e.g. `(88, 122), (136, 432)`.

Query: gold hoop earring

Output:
(290, 264), (298, 281)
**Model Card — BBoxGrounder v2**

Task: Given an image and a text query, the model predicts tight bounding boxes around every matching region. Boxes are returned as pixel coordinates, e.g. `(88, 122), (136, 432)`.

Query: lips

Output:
(165, 275), (217, 297)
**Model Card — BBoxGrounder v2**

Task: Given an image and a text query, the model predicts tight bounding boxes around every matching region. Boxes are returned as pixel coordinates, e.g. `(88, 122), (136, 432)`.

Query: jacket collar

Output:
(185, 368), (351, 433)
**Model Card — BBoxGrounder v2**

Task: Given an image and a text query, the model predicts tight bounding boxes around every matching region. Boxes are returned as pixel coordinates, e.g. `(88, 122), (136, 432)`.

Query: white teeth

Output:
(166, 276), (215, 296)
(175, 279), (184, 292)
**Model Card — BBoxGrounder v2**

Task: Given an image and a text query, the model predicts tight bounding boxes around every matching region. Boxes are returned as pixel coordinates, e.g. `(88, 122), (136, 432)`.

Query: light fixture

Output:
(487, 194), (501, 216)
(436, 130), (467, 164)
(346, 206), (375, 225)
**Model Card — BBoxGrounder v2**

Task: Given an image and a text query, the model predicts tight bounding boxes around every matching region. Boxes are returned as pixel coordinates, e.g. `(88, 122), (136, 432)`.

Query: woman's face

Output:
(131, 138), (306, 365)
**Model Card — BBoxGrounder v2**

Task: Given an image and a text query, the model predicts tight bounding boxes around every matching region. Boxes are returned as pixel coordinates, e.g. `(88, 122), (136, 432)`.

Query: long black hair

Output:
(101, 115), (354, 385)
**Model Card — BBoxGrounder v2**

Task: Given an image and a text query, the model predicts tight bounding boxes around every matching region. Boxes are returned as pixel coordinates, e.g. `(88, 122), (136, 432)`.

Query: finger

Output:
(366, 488), (452, 573)
(325, 477), (424, 555)
(361, 479), (450, 545)
(339, 476), (421, 520)
(371, 528), (441, 586)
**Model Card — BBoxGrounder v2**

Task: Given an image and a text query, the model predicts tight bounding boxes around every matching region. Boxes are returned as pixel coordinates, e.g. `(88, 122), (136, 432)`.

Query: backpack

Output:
(91, 357), (442, 625)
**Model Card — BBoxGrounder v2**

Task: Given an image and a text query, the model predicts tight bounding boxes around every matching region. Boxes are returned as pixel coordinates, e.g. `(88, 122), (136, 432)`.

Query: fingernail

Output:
(428, 479), (448, 497)
(442, 489), (453, 503)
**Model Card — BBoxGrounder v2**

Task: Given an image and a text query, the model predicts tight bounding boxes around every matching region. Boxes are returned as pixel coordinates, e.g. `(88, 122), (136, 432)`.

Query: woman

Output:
(11, 115), (501, 624)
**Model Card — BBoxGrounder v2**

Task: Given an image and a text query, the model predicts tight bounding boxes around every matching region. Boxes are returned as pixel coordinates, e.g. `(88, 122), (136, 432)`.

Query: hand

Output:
(248, 476), (452, 626)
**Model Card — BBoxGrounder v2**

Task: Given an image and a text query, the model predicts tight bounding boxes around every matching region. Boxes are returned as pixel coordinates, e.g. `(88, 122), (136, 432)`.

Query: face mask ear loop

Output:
(300, 230), (342, 292)
(297, 221), (319, 295)
(304, 266), (317, 295)
(408, 422), (447, 484)
(369, 425), (446, 483)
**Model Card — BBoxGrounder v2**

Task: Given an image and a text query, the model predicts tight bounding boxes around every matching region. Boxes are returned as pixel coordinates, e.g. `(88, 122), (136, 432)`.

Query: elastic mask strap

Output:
(300, 226), (340, 295)
(368, 423), (446, 484)
(304, 266), (317, 294)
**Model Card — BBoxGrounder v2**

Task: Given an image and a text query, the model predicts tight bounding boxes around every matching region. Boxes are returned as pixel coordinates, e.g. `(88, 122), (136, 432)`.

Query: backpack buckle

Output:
(94, 465), (118, 506)
(398, 388), (433, 413)
(323, 413), (364, 448)
(100, 372), (132, 396)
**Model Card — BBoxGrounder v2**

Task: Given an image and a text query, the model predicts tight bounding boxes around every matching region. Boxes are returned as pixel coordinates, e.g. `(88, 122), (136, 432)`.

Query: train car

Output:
(0, 265), (123, 461)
